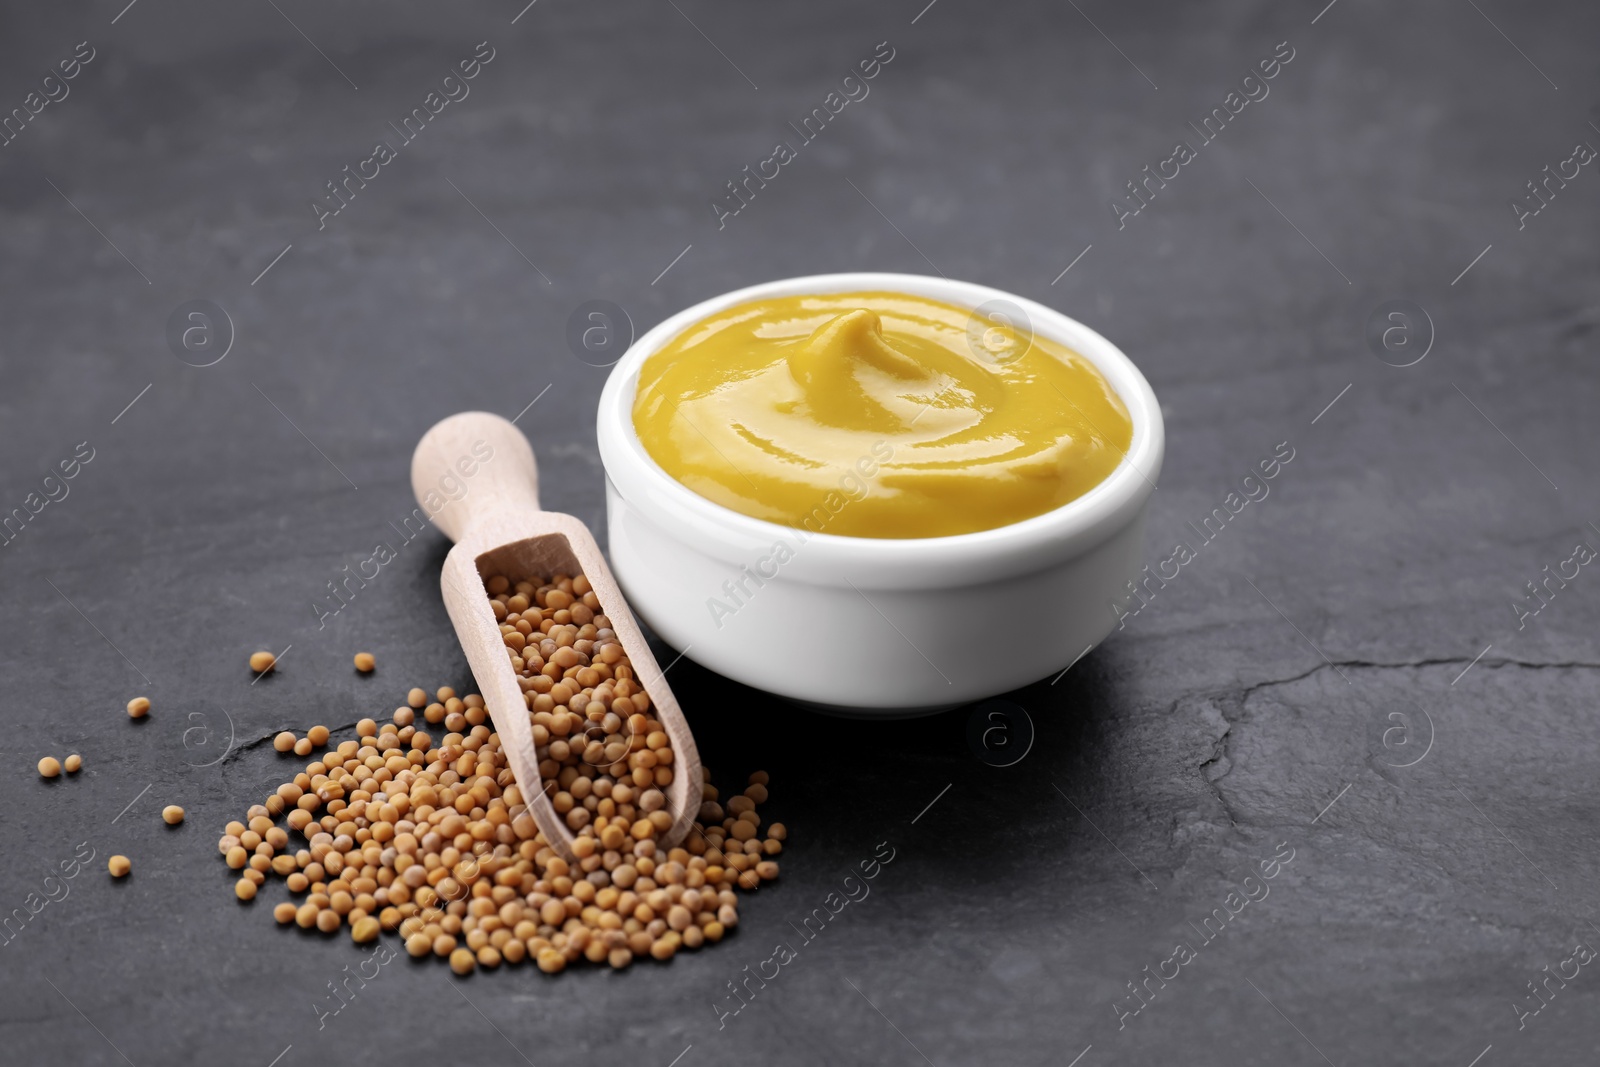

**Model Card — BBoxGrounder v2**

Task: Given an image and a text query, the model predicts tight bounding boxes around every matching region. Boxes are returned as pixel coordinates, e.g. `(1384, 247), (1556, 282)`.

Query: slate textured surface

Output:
(1, 1), (1598, 1064)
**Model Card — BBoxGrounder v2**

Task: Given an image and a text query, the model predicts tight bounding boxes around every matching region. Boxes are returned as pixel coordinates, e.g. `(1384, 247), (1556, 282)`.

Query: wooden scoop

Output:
(411, 411), (702, 860)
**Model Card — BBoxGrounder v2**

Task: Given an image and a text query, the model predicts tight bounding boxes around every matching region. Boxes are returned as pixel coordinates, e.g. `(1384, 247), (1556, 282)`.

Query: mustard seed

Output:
(108, 855), (131, 878)
(235, 878), (257, 901)
(64, 754), (82, 774)
(162, 805), (185, 825)
(127, 696), (151, 719)
(221, 567), (784, 976)
(37, 757), (60, 778)
(354, 652), (376, 673)
(273, 732), (295, 753)
(250, 651), (276, 673)
(274, 902), (297, 924)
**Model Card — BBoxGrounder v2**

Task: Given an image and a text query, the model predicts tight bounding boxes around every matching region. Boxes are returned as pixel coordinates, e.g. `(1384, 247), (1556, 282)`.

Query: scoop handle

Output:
(411, 411), (541, 544)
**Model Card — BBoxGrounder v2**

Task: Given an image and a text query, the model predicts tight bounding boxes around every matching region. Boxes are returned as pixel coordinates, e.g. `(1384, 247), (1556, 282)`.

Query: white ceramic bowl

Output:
(596, 272), (1163, 716)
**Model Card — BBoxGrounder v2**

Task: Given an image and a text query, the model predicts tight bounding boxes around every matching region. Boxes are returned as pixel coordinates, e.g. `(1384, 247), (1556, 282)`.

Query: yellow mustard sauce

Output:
(631, 291), (1133, 538)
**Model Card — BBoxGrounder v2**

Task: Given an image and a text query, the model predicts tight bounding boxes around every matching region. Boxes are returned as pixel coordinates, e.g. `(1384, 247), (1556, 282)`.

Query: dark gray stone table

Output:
(3, 1), (1598, 1063)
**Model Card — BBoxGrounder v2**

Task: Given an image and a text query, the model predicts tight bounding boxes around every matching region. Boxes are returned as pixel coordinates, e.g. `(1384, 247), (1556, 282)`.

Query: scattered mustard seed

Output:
(126, 696), (151, 719)
(217, 569), (783, 976)
(108, 855), (131, 878)
(235, 878), (257, 901)
(64, 754), (82, 773)
(250, 651), (276, 674)
(354, 652), (376, 673)
(162, 805), (185, 825)
(37, 757), (60, 779)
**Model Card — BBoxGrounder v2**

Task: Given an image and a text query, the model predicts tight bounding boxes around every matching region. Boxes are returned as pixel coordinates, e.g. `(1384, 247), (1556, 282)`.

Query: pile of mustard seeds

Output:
(220, 571), (782, 974)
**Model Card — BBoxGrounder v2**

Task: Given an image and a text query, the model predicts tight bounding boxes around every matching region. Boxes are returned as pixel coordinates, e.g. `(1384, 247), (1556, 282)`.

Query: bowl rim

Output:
(596, 272), (1163, 585)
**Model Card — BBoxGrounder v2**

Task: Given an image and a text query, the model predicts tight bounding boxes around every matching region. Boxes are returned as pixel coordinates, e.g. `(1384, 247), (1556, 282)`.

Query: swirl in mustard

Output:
(632, 291), (1132, 538)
